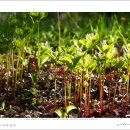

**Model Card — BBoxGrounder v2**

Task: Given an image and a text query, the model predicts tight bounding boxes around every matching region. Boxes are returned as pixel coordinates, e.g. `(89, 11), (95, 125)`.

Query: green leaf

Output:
(79, 39), (85, 45)
(122, 74), (129, 82)
(88, 61), (97, 71)
(59, 56), (73, 67)
(24, 46), (32, 55)
(39, 55), (49, 68)
(47, 53), (57, 60)
(55, 108), (64, 118)
(41, 47), (51, 55)
(0, 55), (3, 62)
(11, 18), (17, 24)
(102, 43), (109, 52)
(24, 27), (32, 36)
(96, 45), (102, 53)
(73, 54), (83, 68)
(106, 47), (117, 59)
(85, 40), (92, 50)
(126, 53), (130, 59)
(106, 52), (113, 59)
(39, 12), (47, 20)
(93, 33), (99, 40)
(58, 46), (62, 54)
(28, 73), (38, 84)
(2, 101), (5, 109)
(15, 39), (24, 48)
(67, 45), (76, 54)
(22, 59), (28, 66)
(127, 44), (130, 51)
(65, 105), (77, 114)
(84, 54), (93, 67)
(30, 12), (39, 16)
(30, 12), (47, 21)
(116, 60), (124, 69)
(15, 28), (23, 36)
(97, 67), (103, 75)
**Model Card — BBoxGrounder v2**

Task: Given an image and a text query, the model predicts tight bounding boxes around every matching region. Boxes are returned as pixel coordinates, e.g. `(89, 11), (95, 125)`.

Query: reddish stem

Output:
(87, 89), (90, 116)
(99, 76), (103, 113)
(108, 86), (111, 110)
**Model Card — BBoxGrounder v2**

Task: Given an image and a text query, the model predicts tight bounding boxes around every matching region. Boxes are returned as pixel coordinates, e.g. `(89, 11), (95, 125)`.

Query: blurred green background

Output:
(0, 12), (130, 54)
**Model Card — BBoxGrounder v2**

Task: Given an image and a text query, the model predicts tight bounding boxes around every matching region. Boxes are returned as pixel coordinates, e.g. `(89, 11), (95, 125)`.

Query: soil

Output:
(0, 59), (130, 118)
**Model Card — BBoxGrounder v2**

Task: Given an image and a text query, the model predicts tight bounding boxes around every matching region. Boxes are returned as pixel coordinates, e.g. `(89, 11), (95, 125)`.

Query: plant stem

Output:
(100, 75), (103, 113)
(54, 78), (57, 107)
(38, 21), (40, 44)
(6, 54), (10, 99)
(108, 83), (111, 110)
(108, 63), (112, 110)
(77, 76), (80, 106)
(84, 69), (89, 117)
(124, 66), (129, 113)
(88, 72), (92, 116)
(64, 73), (67, 107)
(14, 52), (20, 99)
(80, 73), (83, 108)
(67, 80), (71, 106)
(122, 87), (125, 111)
(75, 72), (78, 106)
(112, 81), (118, 111)
(20, 52), (24, 79)
(85, 87), (87, 117)
(11, 49), (14, 89)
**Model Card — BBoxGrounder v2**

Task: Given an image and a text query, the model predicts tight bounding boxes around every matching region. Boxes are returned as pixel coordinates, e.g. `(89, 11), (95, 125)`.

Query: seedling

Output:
(55, 105), (79, 118)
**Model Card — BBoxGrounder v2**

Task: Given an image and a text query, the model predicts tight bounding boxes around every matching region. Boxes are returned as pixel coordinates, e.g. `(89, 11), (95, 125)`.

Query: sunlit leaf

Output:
(79, 39), (85, 45)
(84, 54), (93, 68)
(30, 12), (47, 21)
(102, 43), (109, 52)
(59, 56), (73, 67)
(85, 40), (92, 50)
(126, 53), (130, 59)
(93, 33), (99, 40)
(39, 55), (49, 67)
(67, 45), (76, 54)
(55, 108), (64, 118)
(65, 105), (77, 114)
(73, 54), (83, 68)
(96, 45), (102, 53)
(122, 74), (129, 82)
(58, 46), (62, 54)
(47, 53), (57, 60)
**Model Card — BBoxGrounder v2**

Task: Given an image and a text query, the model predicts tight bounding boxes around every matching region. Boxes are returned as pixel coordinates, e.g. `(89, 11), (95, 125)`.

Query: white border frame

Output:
(0, 118), (130, 129)
(0, 1), (130, 130)
(0, 1), (130, 12)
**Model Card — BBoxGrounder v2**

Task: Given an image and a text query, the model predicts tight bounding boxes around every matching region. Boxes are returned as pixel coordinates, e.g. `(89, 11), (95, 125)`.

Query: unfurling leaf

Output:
(55, 108), (64, 118)
(65, 105), (77, 114)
